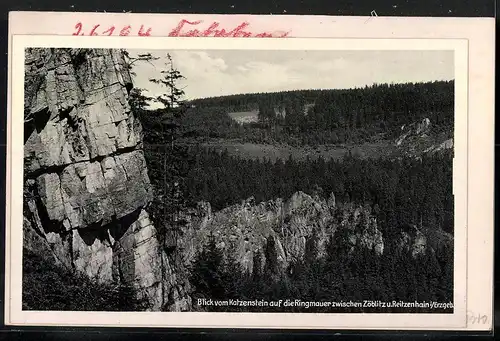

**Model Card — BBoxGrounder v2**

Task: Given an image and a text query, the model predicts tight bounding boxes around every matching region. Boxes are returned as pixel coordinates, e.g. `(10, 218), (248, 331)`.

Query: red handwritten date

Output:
(72, 22), (152, 36)
(72, 19), (289, 38)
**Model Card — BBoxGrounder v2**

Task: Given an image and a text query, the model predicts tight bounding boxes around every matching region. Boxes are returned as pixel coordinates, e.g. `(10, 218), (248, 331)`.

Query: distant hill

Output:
(188, 89), (323, 112)
(140, 80), (454, 147)
(188, 81), (454, 120)
(178, 81), (454, 146)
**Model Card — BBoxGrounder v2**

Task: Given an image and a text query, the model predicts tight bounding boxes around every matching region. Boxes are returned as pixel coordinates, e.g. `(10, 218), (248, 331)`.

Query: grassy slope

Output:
(200, 139), (395, 162)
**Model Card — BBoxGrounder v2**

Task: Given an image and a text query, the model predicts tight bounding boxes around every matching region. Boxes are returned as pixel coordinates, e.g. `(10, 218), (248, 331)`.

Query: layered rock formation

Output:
(395, 117), (432, 147)
(23, 48), (164, 309)
(164, 189), (454, 309)
(394, 117), (453, 158)
(424, 138), (454, 155)
(22, 49), (453, 312)
(170, 191), (448, 283)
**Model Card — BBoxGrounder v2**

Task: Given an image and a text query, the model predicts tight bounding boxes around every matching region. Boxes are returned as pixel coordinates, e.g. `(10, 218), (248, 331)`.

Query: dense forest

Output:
(179, 81), (454, 145)
(144, 145), (454, 235)
(188, 81), (453, 121)
(189, 231), (454, 313)
(22, 51), (455, 313)
(138, 79), (455, 244)
(135, 75), (455, 313)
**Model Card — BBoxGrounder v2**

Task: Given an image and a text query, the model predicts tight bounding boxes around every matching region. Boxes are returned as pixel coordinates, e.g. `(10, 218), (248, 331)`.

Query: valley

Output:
(140, 81), (455, 312)
(22, 49), (455, 314)
(199, 139), (394, 162)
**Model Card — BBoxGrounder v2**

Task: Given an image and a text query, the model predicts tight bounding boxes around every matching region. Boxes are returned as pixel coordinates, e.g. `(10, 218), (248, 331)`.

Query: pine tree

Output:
(128, 88), (152, 113)
(189, 235), (225, 300)
(147, 53), (190, 254)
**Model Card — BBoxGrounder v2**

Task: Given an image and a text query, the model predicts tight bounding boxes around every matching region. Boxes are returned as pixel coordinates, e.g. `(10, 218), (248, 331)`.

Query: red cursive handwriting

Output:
(71, 20), (290, 38)
(138, 25), (152, 36)
(168, 19), (290, 38)
(89, 24), (100, 36)
(120, 25), (132, 36)
(73, 22), (83, 36)
(72, 22), (152, 36)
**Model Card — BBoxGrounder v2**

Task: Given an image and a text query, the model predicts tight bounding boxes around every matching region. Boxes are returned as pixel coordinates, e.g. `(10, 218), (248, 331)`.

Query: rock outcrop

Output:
(23, 48), (164, 310)
(424, 138), (454, 155)
(23, 49), (454, 312)
(395, 118), (431, 147)
(168, 190), (452, 303)
(394, 117), (453, 158)
(173, 192), (384, 278)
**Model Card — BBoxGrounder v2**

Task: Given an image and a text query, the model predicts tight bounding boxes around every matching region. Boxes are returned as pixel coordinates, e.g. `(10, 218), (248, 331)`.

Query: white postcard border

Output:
(6, 35), (471, 330)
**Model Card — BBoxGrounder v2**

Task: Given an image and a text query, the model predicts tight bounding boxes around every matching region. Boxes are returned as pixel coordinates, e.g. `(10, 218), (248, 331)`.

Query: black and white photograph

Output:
(20, 45), (457, 314)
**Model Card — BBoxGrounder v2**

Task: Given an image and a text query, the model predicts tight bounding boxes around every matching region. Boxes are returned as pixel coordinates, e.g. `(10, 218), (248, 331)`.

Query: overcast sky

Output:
(129, 49), (454, 106)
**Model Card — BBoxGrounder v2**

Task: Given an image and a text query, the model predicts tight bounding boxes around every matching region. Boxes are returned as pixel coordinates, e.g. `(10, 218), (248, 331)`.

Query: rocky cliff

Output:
(172, 192), (380, 276)
(171, 191), (451, 286)
(394, 117), (453, 158)
(23, 48), (166, 310)
(22, 49), (453, 312)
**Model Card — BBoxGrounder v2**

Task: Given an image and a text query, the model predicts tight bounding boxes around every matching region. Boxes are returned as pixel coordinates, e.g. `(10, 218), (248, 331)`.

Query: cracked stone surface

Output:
(173, 192), (386, 279)
(23, 48), (164, 310)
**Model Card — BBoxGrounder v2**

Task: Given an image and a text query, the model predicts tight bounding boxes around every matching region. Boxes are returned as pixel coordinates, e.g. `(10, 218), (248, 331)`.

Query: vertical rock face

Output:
(171, 190), (451, 307)
(173, 192), (386, 280)
(22, 49), (454, 312)
(394, 117), (453, 158)
(23, 48), (163, 309)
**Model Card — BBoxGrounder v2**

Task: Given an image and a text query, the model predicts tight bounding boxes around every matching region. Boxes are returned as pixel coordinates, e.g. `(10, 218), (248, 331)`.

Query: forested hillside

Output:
(22, 48), (455, 313)
(143, 145), (453, 235)
(189, 230), (453, 313)
(185, 147), (453, 233)
(180, 81), (454, 145)
(136, 77), (455, 313)
(138, 80), (455, 237)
